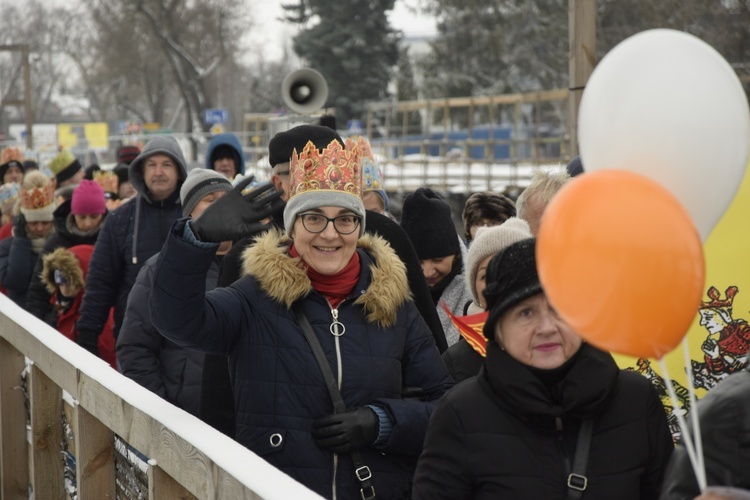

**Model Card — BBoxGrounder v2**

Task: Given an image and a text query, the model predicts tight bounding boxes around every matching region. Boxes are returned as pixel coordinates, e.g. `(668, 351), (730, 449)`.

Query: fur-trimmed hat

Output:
(283, 138), (365, 237)
(180, 168), (232, 217)
(401, 187), (459, 260)
(462, 191), (516, 242)
(466, 218), (532, 307)
(269, 125), (344, 168)
(48, 150), (82, 185)
(482, 238), (540, 339)
(19, 170), (56, 222)
(41, 244), (94, 295)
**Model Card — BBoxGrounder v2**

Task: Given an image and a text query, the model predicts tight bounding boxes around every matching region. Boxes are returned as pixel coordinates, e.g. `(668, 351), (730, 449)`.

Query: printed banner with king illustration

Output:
(614, 160), (750, 443)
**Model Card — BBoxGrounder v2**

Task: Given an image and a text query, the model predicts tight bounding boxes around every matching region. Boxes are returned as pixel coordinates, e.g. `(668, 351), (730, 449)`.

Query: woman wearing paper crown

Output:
(150, 137), (453, 499)
(344, 136), (392, 218)
(0, 171), (57, 308)
(0, 146), (25, 184)
(413, 238), (673, 499)
(25, 180), (108, 326)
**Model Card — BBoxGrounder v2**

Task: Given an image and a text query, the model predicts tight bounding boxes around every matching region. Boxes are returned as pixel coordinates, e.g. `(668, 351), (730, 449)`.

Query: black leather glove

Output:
(76, 329), (100, 357)
(312, 407), (379, 453)
(12, 214), (27, 239)
(190, 175), (284, 243)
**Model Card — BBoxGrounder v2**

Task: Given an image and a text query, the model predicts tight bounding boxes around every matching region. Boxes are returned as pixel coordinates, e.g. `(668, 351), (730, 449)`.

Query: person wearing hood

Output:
(0, 171), (56, 308)
(205, 133), (245, 180)
(26, 180), (108, 325)
(117, 168), (233, 417)
(75, 136), (187, 360)
(40, 244), (116, 368)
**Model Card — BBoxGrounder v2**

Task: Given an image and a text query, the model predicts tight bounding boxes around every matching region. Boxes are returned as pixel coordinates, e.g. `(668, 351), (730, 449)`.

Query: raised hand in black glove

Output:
(190, 175), (285, 243)
(11, 214), (27, 239)
(76, 329), (100, 357)
(312, 407), (379, 453)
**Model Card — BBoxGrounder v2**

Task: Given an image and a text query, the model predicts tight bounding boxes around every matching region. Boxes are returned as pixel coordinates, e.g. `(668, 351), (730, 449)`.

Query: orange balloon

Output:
(537, 170), (705, 359)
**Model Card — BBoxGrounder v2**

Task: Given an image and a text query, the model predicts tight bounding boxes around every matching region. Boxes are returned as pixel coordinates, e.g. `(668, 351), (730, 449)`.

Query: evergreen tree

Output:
(283, 0), (401, 124)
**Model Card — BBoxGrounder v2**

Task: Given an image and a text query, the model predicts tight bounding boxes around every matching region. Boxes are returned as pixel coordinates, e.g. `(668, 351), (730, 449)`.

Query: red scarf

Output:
(289, 244), (361, 309)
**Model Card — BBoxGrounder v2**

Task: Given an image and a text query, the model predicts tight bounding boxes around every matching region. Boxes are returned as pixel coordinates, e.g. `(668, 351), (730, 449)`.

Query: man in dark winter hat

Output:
(401, 187), (471, 346)
(462, 191), (516, 243)
(76, 136), (187, 360)
(117, 144), (141, 165)
(205, 133), (245, 181)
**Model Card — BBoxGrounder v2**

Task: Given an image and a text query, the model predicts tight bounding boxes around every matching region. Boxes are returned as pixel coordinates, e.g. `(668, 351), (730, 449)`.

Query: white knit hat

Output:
(465, 217), (532, 306)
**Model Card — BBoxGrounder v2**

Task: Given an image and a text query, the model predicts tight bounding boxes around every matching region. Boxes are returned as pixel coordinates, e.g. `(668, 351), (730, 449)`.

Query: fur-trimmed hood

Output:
(242, 228), (411, 327)
(41, 244), (94, 295)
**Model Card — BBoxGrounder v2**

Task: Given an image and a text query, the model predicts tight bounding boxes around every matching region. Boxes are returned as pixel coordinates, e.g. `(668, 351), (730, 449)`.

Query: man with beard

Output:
(0, 171), (57, 308)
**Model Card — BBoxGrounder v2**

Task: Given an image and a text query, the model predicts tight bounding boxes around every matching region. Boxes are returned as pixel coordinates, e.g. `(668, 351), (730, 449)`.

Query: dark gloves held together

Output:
(312, 407), (379, 453)
(190, 175), (285, 243)
(12, 215), (27, 239)
(76, 329), (100, 357)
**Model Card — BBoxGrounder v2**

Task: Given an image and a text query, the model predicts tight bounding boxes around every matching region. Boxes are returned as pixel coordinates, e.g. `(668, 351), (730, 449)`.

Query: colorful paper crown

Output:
(20, 182), (56, 210)
(0, 147), (23, 166)
(48, 150), (76, 175)
(345, 136), (383, 191)
(700, 286), (737, 310)
(93, 170), (119, 194)
(289, 139), (362, 200)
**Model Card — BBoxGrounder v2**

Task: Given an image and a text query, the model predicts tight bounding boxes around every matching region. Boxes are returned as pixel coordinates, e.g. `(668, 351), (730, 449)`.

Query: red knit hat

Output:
(71, 179), (106, 215)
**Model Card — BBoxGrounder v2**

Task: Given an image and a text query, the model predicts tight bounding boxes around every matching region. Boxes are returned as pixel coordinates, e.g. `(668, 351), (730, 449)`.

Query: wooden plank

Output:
(0, 336), (28, 500)
(148, 459), (198, 500)
(568, 0), (597, 157)
(30, 363), (65, 499)
(74, 404), (115, 499)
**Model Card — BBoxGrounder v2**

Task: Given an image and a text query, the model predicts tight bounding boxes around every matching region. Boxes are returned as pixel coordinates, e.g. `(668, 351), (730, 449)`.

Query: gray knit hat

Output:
(179, 168), (232, 217)
(465, 218), (532, 306)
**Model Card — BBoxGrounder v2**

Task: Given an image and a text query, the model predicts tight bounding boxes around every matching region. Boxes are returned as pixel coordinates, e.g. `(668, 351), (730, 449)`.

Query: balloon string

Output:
(658, 357), (707, 492)
(682, 338), (706, 490)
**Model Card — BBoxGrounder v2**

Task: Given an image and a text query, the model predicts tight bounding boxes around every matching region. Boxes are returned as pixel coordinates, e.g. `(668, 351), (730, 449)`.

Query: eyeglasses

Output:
(298, 213), (361, 235)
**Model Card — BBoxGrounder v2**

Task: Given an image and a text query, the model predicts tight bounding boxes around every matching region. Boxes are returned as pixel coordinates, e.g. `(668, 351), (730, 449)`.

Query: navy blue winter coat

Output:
(151, 223), (453, 499)
(77, 136), (186, 340)
(117, 253), (220, 417)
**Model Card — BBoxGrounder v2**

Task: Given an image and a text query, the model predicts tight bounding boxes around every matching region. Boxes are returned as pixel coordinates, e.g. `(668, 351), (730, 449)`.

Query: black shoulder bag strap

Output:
(566, 419), (594, 500)
(292, 303), (376, 500)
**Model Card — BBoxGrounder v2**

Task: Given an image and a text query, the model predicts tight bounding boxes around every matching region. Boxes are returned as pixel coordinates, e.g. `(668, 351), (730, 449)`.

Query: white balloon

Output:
(579, 29), (750, 242)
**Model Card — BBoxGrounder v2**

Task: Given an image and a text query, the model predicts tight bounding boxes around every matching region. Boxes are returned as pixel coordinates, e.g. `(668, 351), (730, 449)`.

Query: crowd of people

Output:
(0, 124), (747, 499)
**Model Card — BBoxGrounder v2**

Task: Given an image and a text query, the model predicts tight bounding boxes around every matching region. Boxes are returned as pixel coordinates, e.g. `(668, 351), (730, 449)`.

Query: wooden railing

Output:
(0, 295), (321, 500)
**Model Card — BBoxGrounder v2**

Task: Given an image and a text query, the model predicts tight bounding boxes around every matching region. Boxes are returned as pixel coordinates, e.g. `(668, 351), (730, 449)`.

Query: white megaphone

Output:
(281, 68), (329, 115)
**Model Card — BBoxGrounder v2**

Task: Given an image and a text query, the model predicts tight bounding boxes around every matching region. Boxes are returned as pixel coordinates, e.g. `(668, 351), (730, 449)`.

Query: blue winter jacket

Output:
(150, 223), (453, 499)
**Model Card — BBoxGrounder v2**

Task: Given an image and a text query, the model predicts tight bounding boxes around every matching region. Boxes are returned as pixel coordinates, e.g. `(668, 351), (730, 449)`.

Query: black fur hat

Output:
(268, 125), (343, 167)
(482, 237), (540, 339)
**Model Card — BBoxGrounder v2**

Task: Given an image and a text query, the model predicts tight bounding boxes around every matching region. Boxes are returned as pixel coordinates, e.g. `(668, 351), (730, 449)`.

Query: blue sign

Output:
(203, 108), (229, 125)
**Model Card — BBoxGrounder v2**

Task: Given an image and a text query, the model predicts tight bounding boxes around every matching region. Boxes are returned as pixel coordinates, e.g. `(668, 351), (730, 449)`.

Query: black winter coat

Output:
(76, 191), (182, 340)
(660, 365), (750, 498)
(0, 235), (38, 308)
(26, 200), (104, 325)
(117, 254), (220, 417)
(151, 224), (454, 499)
(413, 342), (674, 500)
(442, 338), (484, 383)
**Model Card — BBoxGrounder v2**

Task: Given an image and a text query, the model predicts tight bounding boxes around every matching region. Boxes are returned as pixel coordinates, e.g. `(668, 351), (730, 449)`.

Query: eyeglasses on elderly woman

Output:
(298, 212), (361, 235)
